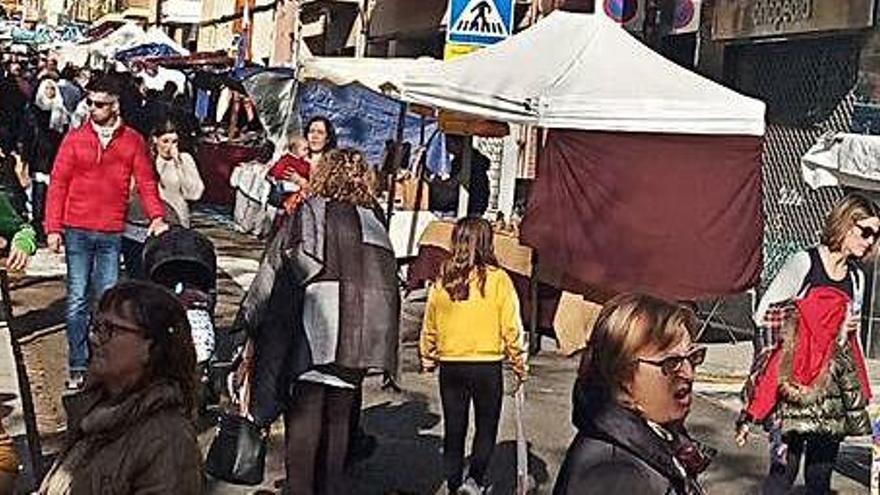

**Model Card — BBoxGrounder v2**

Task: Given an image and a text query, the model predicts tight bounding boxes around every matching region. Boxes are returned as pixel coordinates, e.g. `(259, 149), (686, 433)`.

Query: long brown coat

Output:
(39, 380), (203, 495)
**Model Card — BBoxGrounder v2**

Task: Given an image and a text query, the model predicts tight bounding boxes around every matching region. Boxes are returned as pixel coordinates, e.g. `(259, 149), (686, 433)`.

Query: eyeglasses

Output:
(86, 98), (114, 109)
(854, 223), (880, 242)
(636, 346), (707, 376)
(89, 318), (143, 345)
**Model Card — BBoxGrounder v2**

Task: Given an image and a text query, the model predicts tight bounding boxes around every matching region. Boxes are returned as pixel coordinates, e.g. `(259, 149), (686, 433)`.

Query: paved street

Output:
(0, 207), (871, 494)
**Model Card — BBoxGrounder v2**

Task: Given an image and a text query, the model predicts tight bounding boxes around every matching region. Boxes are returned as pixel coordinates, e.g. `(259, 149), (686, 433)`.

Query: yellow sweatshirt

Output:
(420, 267), (526, 376)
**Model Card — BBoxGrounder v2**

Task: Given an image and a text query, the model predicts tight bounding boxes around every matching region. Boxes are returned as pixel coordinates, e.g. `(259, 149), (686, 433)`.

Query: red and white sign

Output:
(671, 0), (702, 34)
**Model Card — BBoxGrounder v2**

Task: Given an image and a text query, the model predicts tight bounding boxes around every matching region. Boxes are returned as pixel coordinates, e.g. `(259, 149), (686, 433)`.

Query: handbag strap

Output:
(238, 340), (254, 417)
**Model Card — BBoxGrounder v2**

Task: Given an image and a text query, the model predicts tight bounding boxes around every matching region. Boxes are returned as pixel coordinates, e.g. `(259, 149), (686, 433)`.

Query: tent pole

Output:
(529, 253), (540, 355)
(385, 101), (407, 226)
(456, 136), (472, 217)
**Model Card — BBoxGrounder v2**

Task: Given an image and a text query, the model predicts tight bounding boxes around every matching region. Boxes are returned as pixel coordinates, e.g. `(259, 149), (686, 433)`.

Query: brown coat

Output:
(39, 381), (203, 495)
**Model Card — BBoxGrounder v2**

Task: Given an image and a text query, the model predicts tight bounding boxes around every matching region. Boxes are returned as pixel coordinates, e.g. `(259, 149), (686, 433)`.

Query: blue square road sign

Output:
(447, 0), (515, 47)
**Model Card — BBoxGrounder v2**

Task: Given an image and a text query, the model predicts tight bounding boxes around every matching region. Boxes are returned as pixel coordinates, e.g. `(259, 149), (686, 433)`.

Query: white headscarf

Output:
(34, 79), (70, 133)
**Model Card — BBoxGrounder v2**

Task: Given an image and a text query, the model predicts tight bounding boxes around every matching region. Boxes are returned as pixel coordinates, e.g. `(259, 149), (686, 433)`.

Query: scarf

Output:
(34, 79), (69, 133)
(91, 118), (120, 149)
(39, 381), (185, 495)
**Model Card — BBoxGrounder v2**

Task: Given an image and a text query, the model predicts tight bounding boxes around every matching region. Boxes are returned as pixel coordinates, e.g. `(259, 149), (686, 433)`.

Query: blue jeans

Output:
(64, 228), (121, 371)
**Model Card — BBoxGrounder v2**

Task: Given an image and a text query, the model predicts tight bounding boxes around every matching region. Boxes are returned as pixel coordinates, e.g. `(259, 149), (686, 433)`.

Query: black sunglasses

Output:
(89, 318), (143, 345)
(636, 346), (707, 376)
(86, 98), (114, 109)
(855, 223), (880, 241)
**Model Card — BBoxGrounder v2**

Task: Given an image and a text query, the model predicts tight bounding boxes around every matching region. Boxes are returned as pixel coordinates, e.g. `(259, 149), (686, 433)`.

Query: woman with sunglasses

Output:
(554, 293), (711, 495)
(739, 193), (878, 494)
(39, 281), (203, 494)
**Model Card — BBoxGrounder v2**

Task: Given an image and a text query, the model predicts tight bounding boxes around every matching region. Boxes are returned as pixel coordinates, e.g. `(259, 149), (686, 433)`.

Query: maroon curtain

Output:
(520, 130), (763, 301)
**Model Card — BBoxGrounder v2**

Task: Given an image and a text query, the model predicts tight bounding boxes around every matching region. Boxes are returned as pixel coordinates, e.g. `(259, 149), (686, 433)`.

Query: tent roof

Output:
(299, 55), (440, 95)
(57, 23), (188, 68)
(401, 11), (766, 136)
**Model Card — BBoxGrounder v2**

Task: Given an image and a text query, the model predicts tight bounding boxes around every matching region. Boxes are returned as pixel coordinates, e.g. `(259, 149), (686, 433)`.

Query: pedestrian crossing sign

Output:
(447, 0), (515, 46)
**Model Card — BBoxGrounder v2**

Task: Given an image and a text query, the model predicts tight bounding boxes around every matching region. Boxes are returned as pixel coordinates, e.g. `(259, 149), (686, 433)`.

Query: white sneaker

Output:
(65, 371), (86, 391)
(457, 478), (491, 495)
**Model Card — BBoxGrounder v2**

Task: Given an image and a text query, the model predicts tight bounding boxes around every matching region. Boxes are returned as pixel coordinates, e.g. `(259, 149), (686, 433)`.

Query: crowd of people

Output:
(0, 47), (878, 495)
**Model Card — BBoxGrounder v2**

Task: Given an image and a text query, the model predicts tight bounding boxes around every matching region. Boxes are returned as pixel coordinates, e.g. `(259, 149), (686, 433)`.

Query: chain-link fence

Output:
(729, 36), (860, 289)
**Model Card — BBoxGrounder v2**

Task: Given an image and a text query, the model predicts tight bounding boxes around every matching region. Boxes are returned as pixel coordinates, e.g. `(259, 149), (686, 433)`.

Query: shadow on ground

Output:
(348, 396), (443, 494)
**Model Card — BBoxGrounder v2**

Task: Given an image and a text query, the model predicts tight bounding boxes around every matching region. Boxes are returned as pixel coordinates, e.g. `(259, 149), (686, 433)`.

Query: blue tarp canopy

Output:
(115, 42), (183, 63)
(237, 66), (447, 174)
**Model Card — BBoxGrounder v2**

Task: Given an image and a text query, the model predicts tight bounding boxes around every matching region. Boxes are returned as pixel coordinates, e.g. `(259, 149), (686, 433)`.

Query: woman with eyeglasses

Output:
(39, 281), (203, 494)
(739, 193), (877, 494)
(554, 293), (712, 495)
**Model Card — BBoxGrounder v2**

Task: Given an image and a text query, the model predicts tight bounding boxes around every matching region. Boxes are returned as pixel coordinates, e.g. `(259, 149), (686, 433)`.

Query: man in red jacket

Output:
(45, 75), (167, 390)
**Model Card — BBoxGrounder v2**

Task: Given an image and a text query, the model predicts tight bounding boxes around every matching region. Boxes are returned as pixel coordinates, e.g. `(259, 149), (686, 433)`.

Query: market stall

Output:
(56, 23), (188, 69)
(400, 9), (766, 302)
(407, 220), (601, 355)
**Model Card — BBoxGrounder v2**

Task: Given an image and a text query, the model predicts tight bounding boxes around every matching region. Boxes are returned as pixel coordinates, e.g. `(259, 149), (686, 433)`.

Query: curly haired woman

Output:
(237, 148), (399, 494)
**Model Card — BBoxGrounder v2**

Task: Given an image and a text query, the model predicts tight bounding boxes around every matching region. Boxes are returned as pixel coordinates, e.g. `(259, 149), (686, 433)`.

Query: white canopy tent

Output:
(801, 133), (880, 192)
(298, 55), (440, 95)
(56, 23), (189, 69)
(400, 10), (765, 136)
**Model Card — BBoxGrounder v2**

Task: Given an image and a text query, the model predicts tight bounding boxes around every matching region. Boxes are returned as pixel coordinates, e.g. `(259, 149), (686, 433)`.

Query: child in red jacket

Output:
(267, 136), (311, 218)
(268, 135), (310, 192)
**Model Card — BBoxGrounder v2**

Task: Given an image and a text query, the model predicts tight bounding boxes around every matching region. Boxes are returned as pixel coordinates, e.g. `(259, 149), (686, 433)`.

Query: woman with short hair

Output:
(39, 281), (203, 495)
(554, 293), (711, 494)
(739, 193), (877, 494)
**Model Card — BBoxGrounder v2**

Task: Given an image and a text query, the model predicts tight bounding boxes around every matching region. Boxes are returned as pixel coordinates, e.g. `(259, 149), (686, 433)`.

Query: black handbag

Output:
(205, 349), (267, 485)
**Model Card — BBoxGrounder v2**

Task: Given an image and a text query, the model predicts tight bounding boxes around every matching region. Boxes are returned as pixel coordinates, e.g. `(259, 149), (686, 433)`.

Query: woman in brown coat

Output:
(39, 281), (203, 494)
(0, 419), (16, 495)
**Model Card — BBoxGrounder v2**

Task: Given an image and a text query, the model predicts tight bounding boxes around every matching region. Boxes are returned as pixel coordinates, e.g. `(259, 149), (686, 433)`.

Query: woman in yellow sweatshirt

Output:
(420, 217), (527, 494)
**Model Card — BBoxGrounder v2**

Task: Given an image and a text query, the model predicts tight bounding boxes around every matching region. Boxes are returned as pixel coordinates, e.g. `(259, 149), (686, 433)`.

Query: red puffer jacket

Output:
(45, 122), (164, 234)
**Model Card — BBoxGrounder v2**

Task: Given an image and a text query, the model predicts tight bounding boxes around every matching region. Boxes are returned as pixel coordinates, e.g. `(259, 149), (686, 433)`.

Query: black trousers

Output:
(439, 361), (503, 489)
(762, 432), (841, 495)
(30, 181), (47, 240)
(120, 237), (145, 279)
(284, 382), (357, 495)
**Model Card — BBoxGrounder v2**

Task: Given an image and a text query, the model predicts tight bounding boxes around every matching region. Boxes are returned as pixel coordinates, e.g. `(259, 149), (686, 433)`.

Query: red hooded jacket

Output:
(45, 122), (164, 234)
(745, 286), (872, 421)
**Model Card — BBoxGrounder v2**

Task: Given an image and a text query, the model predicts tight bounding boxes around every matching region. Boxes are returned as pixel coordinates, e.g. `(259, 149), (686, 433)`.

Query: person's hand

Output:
(845, 314), (860, 334)
(147, 217), (169, 237)
(735, 423), (749, 447)
(282, 168), (298, 182)
(47, 232), (63, 253)
(170, 145), (181, 164)
(6, 246), (29, 272)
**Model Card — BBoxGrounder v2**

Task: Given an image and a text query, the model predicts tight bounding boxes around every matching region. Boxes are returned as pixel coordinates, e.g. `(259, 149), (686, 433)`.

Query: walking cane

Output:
(514, 384), (532, 495)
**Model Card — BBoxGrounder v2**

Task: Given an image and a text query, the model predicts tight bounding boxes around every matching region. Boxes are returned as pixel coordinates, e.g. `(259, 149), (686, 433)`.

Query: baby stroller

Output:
(142, 226), (219, 408)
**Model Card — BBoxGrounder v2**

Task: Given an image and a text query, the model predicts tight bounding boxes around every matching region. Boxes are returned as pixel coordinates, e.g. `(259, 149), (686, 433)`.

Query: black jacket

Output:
(554, 383), (709, 495)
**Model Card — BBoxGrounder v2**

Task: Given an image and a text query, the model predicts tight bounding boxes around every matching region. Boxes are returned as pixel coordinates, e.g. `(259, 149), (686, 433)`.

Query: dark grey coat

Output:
(554, 384), (708, 495)
(235, 197), (400, 425)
